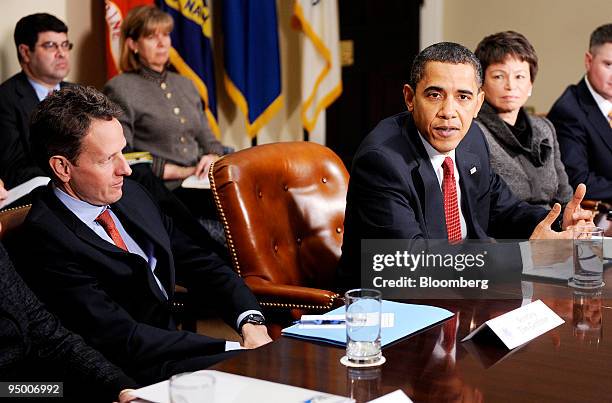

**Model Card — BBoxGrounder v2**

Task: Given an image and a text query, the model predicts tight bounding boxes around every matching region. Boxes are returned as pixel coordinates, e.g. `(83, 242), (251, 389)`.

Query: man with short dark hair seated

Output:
(548, 23), (612, 202)
(10, 85), (271, 384)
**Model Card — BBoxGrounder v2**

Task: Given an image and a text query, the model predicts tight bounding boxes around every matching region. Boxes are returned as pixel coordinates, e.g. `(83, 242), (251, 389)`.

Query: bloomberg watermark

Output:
(360, 239), (526, 299)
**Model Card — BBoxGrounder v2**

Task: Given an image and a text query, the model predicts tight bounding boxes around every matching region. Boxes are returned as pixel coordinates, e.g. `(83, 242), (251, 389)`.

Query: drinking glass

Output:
(169, 372), (215, 403)
(569, 226), (604, 289)
(345, 289), (382, 364)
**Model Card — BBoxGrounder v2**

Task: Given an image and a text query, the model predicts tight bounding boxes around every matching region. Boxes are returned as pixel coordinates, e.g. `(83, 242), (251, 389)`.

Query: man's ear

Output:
(49, 156), (72, 184)
(18, 44), (31, 64)
(474, 89), (485, 118)
(403, 84), (416, 112)
(585, 51), (593, 71)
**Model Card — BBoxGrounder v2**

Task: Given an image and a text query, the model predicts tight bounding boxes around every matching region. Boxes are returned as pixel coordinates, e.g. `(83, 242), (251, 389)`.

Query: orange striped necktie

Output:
(608, 110), (612, 128)
(95, 210), (128, 251)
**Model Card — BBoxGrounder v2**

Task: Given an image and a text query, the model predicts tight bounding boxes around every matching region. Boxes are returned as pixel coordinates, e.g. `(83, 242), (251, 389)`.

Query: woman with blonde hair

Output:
(105, 5), (223, 189)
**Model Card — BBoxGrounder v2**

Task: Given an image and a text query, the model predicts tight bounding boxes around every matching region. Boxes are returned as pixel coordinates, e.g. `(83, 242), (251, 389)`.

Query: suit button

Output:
(166, 92), (172, 99)
(180, 136), (186, 143)
(180, 117), (186, 124)
(173, 107), (180, 115)
(160, 82), (167, 90)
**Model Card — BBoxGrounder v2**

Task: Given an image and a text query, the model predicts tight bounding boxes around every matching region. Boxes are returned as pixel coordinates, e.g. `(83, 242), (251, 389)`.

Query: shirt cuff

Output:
(235, 310), (264, 330)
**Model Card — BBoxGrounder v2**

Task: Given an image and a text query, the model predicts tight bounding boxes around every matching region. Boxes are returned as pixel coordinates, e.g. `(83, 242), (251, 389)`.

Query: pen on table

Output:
(294, 318), (346, 325)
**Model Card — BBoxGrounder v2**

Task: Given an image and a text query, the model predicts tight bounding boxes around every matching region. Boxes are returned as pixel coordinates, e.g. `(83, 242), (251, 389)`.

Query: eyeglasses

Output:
(38, 41), (74, 52)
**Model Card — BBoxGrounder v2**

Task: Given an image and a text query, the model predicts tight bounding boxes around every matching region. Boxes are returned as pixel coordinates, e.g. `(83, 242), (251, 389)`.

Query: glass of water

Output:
(169, 371), (215, 403)
(345, 288), (382, 364)
(569, 226), (604, 289)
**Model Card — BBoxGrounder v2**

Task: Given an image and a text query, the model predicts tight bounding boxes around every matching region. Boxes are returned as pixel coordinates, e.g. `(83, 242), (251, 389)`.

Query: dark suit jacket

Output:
(0, 72), (69, 189)
(548, 78), (612, 201)
(0, 242), (137, 401)
(338, 112), (548, 287)
(11, 179), (260, 379)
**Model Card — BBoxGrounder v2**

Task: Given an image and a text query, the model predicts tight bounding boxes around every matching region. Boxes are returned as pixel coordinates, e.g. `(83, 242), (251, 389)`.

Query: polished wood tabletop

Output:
(211, 275), (612, 402)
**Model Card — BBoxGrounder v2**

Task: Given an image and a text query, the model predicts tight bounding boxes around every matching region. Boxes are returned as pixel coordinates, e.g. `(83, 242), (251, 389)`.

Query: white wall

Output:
(421, 0), (612, 113)
(0, 0), (66, 80)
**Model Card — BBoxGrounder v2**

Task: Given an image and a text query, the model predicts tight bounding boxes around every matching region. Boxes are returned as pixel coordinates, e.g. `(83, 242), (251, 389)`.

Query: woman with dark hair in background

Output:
(474, 31), (572, 209)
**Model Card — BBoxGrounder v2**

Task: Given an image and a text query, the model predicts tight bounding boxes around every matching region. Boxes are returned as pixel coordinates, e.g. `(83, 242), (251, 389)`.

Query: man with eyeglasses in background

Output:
(0, 13), (72, 193)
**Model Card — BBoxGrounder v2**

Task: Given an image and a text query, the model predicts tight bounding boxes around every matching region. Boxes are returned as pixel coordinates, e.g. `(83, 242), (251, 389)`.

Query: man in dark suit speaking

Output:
(548, 23), (612, 202)
(338, 42), (590, 288)
(10, 86), (271, 384)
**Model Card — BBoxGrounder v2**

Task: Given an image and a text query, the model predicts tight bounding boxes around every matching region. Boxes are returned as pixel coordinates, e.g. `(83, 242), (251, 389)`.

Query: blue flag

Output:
(222, 0), (283, 137)
(157, 0), (220, 137)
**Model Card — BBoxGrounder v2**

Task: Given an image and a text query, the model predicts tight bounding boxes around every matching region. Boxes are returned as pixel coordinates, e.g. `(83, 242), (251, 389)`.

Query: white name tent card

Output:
(461, 300), (564, 350)
(367, 389), (413, 403)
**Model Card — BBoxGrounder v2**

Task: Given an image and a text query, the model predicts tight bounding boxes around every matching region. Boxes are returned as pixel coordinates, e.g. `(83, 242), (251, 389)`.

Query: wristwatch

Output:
(238, 313), (266, 335)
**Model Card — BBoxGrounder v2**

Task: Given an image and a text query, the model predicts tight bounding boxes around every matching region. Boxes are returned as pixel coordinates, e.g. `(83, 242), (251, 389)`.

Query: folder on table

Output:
(281, 300), (454, 347)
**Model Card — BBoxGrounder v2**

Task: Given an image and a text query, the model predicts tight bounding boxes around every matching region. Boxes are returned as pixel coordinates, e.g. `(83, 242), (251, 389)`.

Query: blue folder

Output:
(281, 300), (454, 347)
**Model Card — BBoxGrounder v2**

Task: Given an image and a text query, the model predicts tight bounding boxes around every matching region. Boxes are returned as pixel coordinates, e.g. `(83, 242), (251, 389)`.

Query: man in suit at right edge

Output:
(548, 23), (612, 202)
(338, 42), (592, 289)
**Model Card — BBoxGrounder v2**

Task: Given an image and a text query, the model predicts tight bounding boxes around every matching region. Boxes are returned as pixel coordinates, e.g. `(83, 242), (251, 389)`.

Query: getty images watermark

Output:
(360, 239), (524, 299)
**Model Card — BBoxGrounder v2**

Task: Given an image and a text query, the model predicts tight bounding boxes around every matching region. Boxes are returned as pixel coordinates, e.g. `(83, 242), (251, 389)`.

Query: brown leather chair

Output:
(0, 204), (31, 241)
(209, 141), (348, 315)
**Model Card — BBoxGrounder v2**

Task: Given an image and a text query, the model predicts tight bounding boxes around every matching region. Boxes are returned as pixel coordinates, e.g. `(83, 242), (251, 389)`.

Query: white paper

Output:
(461, 300), (564, 350)
(604, 236), (612, 259)
(132, 370), (348, 403)
(367, 390), (413, 403)
(181, 175), (210, 189)
(0, 176), (50, 209)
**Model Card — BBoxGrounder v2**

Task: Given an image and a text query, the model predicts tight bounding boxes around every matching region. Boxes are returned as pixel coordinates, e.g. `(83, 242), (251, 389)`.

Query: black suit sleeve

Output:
(16, 224), (228, 370)
(0, 87), (45, 189)
(345, 148), (426, 239)
(164, 205), (261, 328)
(0, 244), (137, 400)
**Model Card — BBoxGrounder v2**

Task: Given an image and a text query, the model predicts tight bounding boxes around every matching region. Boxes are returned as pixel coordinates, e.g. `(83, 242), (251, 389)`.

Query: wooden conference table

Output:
(211, 271), (612, 402)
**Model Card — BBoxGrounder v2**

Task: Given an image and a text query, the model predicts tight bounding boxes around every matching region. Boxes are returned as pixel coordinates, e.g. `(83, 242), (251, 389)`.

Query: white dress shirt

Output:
(417, 133), (468, 239)
(585, 76), (612, 121)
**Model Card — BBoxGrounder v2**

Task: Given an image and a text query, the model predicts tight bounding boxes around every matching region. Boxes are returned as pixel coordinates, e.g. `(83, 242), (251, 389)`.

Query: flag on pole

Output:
(104, 0), (153, 79)
(158, 0), (220, 137)
(222, 0), (283, 138)
(292, 0), (342, 136)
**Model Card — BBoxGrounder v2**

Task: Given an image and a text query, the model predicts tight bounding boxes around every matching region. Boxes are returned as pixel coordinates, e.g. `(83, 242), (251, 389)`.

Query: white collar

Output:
(417, 132), (457, 172)
(585, 75), (612, 119)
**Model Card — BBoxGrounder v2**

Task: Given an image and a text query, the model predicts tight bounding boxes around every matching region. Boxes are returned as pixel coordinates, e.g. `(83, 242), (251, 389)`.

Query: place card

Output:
(367, 389), (413, 403)
(461, 300), (564, 349)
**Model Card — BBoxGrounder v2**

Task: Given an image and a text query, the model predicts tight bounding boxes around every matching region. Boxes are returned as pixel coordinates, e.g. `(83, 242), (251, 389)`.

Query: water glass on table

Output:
(569, 226), (604, 289)
(345, 289), (382, 364)
(169, 372), (215, 403)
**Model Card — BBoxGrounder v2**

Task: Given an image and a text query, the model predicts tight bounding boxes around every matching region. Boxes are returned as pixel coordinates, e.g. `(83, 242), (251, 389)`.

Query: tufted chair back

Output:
(209, 142), (348, 313)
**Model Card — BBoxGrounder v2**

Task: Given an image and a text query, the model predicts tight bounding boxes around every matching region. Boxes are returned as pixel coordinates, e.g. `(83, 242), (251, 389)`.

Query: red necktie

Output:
(442, 157), (461, 243)
(95, 210), (128, 251)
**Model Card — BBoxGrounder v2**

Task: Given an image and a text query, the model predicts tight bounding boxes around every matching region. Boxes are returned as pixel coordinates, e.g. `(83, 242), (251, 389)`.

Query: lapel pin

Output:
(470, 167), (477, 175)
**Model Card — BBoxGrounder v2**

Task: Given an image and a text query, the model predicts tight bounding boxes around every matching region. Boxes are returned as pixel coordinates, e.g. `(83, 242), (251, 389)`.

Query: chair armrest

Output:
(244, 277), (341, 311)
